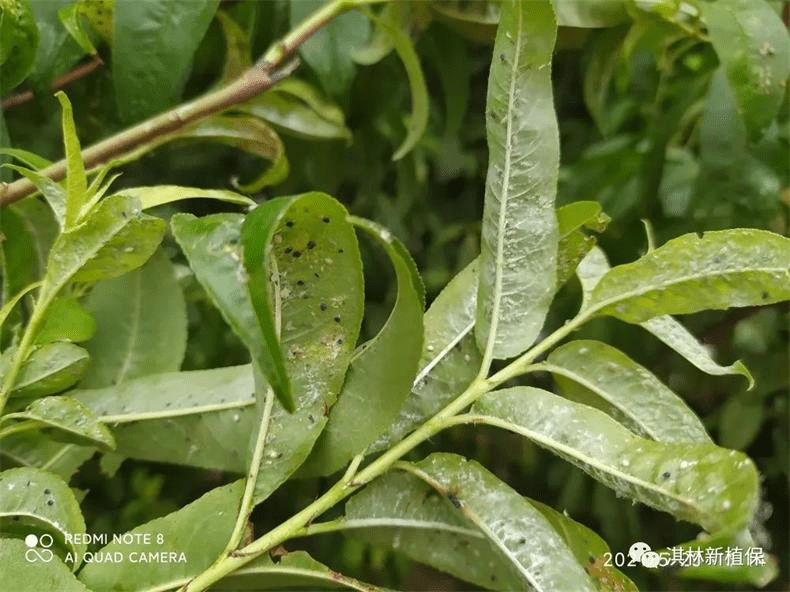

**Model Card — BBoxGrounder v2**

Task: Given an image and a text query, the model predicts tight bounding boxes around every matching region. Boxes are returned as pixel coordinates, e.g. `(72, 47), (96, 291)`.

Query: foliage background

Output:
(1, 1), (788, 590)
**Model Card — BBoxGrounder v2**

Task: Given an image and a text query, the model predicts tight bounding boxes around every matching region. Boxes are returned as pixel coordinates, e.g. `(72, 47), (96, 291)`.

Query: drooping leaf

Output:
(289, 0), (370, 98)
(345, 470), (522, 590)
(42, 194), (166, 300)
(112, 0), (219, 121)
(406, 453), (599, 591)
(33, 298), (96, 345)
(10, 342), (90, 398)
(3, 164), (67, 227)
(110, 185), (255, 211)
(0, 539), (89, 592)
(470, 387), (759, 534)
(78, 481), (243, 591)
(213, 550), (387, 591)
(175, 115), (289, 190)
(239, 79), (352, 142)
(556, 201), (610, 286)
(0, 466), (86, 567)
(58, 3), (98, 55)
(1, 395), (115, 450)
(371, 258), (481, 452)
(0, 147), (53, 171)
(77, 0), (114, 45)
(302, 217), (424, 475)
(640, 315), (754, 388)
(476, 0), (559, 360)
(363, 7), (429, 160)
(0, 0), (38, 90)
(215, 9), (250, 85)
(702, 0), (790, 136)
(546, 340), (711, 443)
(80, 248), (187, 388)
(583, 230), (790, 322)
(240, 192), (365, 413)
(577, 247), (754, 386)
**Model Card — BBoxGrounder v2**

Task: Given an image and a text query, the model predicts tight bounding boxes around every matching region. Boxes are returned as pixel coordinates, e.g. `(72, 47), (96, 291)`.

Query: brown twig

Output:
(0, 0), (377, 208)
(1, 54), (105, 110)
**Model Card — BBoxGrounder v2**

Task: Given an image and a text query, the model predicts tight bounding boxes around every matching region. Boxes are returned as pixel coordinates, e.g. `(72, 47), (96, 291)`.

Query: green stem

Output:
(182, 310), (592, 591)
(0, 291), (53, 416)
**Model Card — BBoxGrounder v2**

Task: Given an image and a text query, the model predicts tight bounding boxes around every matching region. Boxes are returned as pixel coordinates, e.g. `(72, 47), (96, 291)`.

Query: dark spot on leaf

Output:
(322, 216), (330, 223)
(338, 248), (344, 253)
(336, 338), (343, 345)
(662, 471), (671, 479)
(762, 291), (769, 300)
(308, 414), (315, 422)
(447, 493), (462, 509)
(296, 280), (305, 286)
(491, 575), (497, 582)
(499, 53), (506, 62)
(285, 220), (294, 227)
(519, 538), (526, 544)
(307, 241), (316, 250)
(44, 488), (51, 494)
(314, 272), (320, 279)
(588, 554), (596, 564)
(292, 251), (301, 258)
(320, 303), (327, 311)
(284, 247), (292, 254)
(47, 500), (54, 506)
(334, 316), (341, 323)
(13, 517), (19, 521)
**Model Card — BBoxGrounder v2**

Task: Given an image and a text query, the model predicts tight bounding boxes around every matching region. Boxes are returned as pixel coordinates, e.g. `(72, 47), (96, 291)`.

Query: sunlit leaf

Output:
(10, 342), (90, 398)
(0, 0), (38, 90)
(0, 539), (89, 591)
(110, 185), (255, 210)
(33, 298), (95, 345)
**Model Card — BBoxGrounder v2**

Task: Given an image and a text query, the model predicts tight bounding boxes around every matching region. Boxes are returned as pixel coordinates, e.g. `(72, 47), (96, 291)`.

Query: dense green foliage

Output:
(1, 1), (788, 591)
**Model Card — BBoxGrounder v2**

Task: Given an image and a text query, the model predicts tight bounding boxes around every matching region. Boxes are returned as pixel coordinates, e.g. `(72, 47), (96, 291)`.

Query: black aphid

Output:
(320, 303), (327, 311)
(447, 493), (462, 509)
(296, 280), (305, 286)
(322, 216), (330, 223)
(285, 220), (294, 227)
(307, 241), (316, 250)
(284, 247), (293, 254)
(661, 471), (671, 479)
(334, 316), (341, 323)
(292, 251), (301, 258)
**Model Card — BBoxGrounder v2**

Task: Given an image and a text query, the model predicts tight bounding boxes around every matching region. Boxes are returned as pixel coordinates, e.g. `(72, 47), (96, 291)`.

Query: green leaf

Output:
(363, 8), (429, 160)
(0, 466), (86, 567)
(584, 230), (790, 322)
(42, 194), (166, 300)
(470, 387), (759, 534)
(289, 0), (370, 98)
(78, 481), (243, 591)
(476, 0), (559, 360)
(641, 315), (754, 388)
(57, 3), (97, 56)
(73, 365), (256, 472)
(301, 217), (424, 475)
(702, 0), (790, 136)
(213, 550), (387, 591)
(10, 342), (90, 398)
(54, 92), (88, 229)
(371, 258), (481, 452)
(345, 470), (522, 590)
(550, 0), (629, 27)
(1, 395), (115, 450)
(240, 78), (352, 141)
(80, 248), (187, 388)
(27, 0), (86, 88)
(546, 340), (711, 443)
(0, 539), (89, 592)
(240, 192), (365, 413)
(556, 201), (610, 287)
(577, 247), (754, 386)
(0, 147), (53, 170)
(8, 198), (58, 283)
(406, 453), (599, 591)
(215, 9), (251, 85)
(0, 433), (95, 482)
(430, 2), (498, 45)
(176, 115), (289, 190)
(111, 185), (255, 210)
(528, 499), (637, 592)
(33, 298), (96, 345)
(112, 0), (219, 121)
(0, 0), (38, 90)
(3, 164), (67, 227)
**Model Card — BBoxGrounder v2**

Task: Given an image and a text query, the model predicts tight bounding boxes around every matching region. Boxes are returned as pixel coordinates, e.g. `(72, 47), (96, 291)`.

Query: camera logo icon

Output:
(24, 533), (54, 563)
